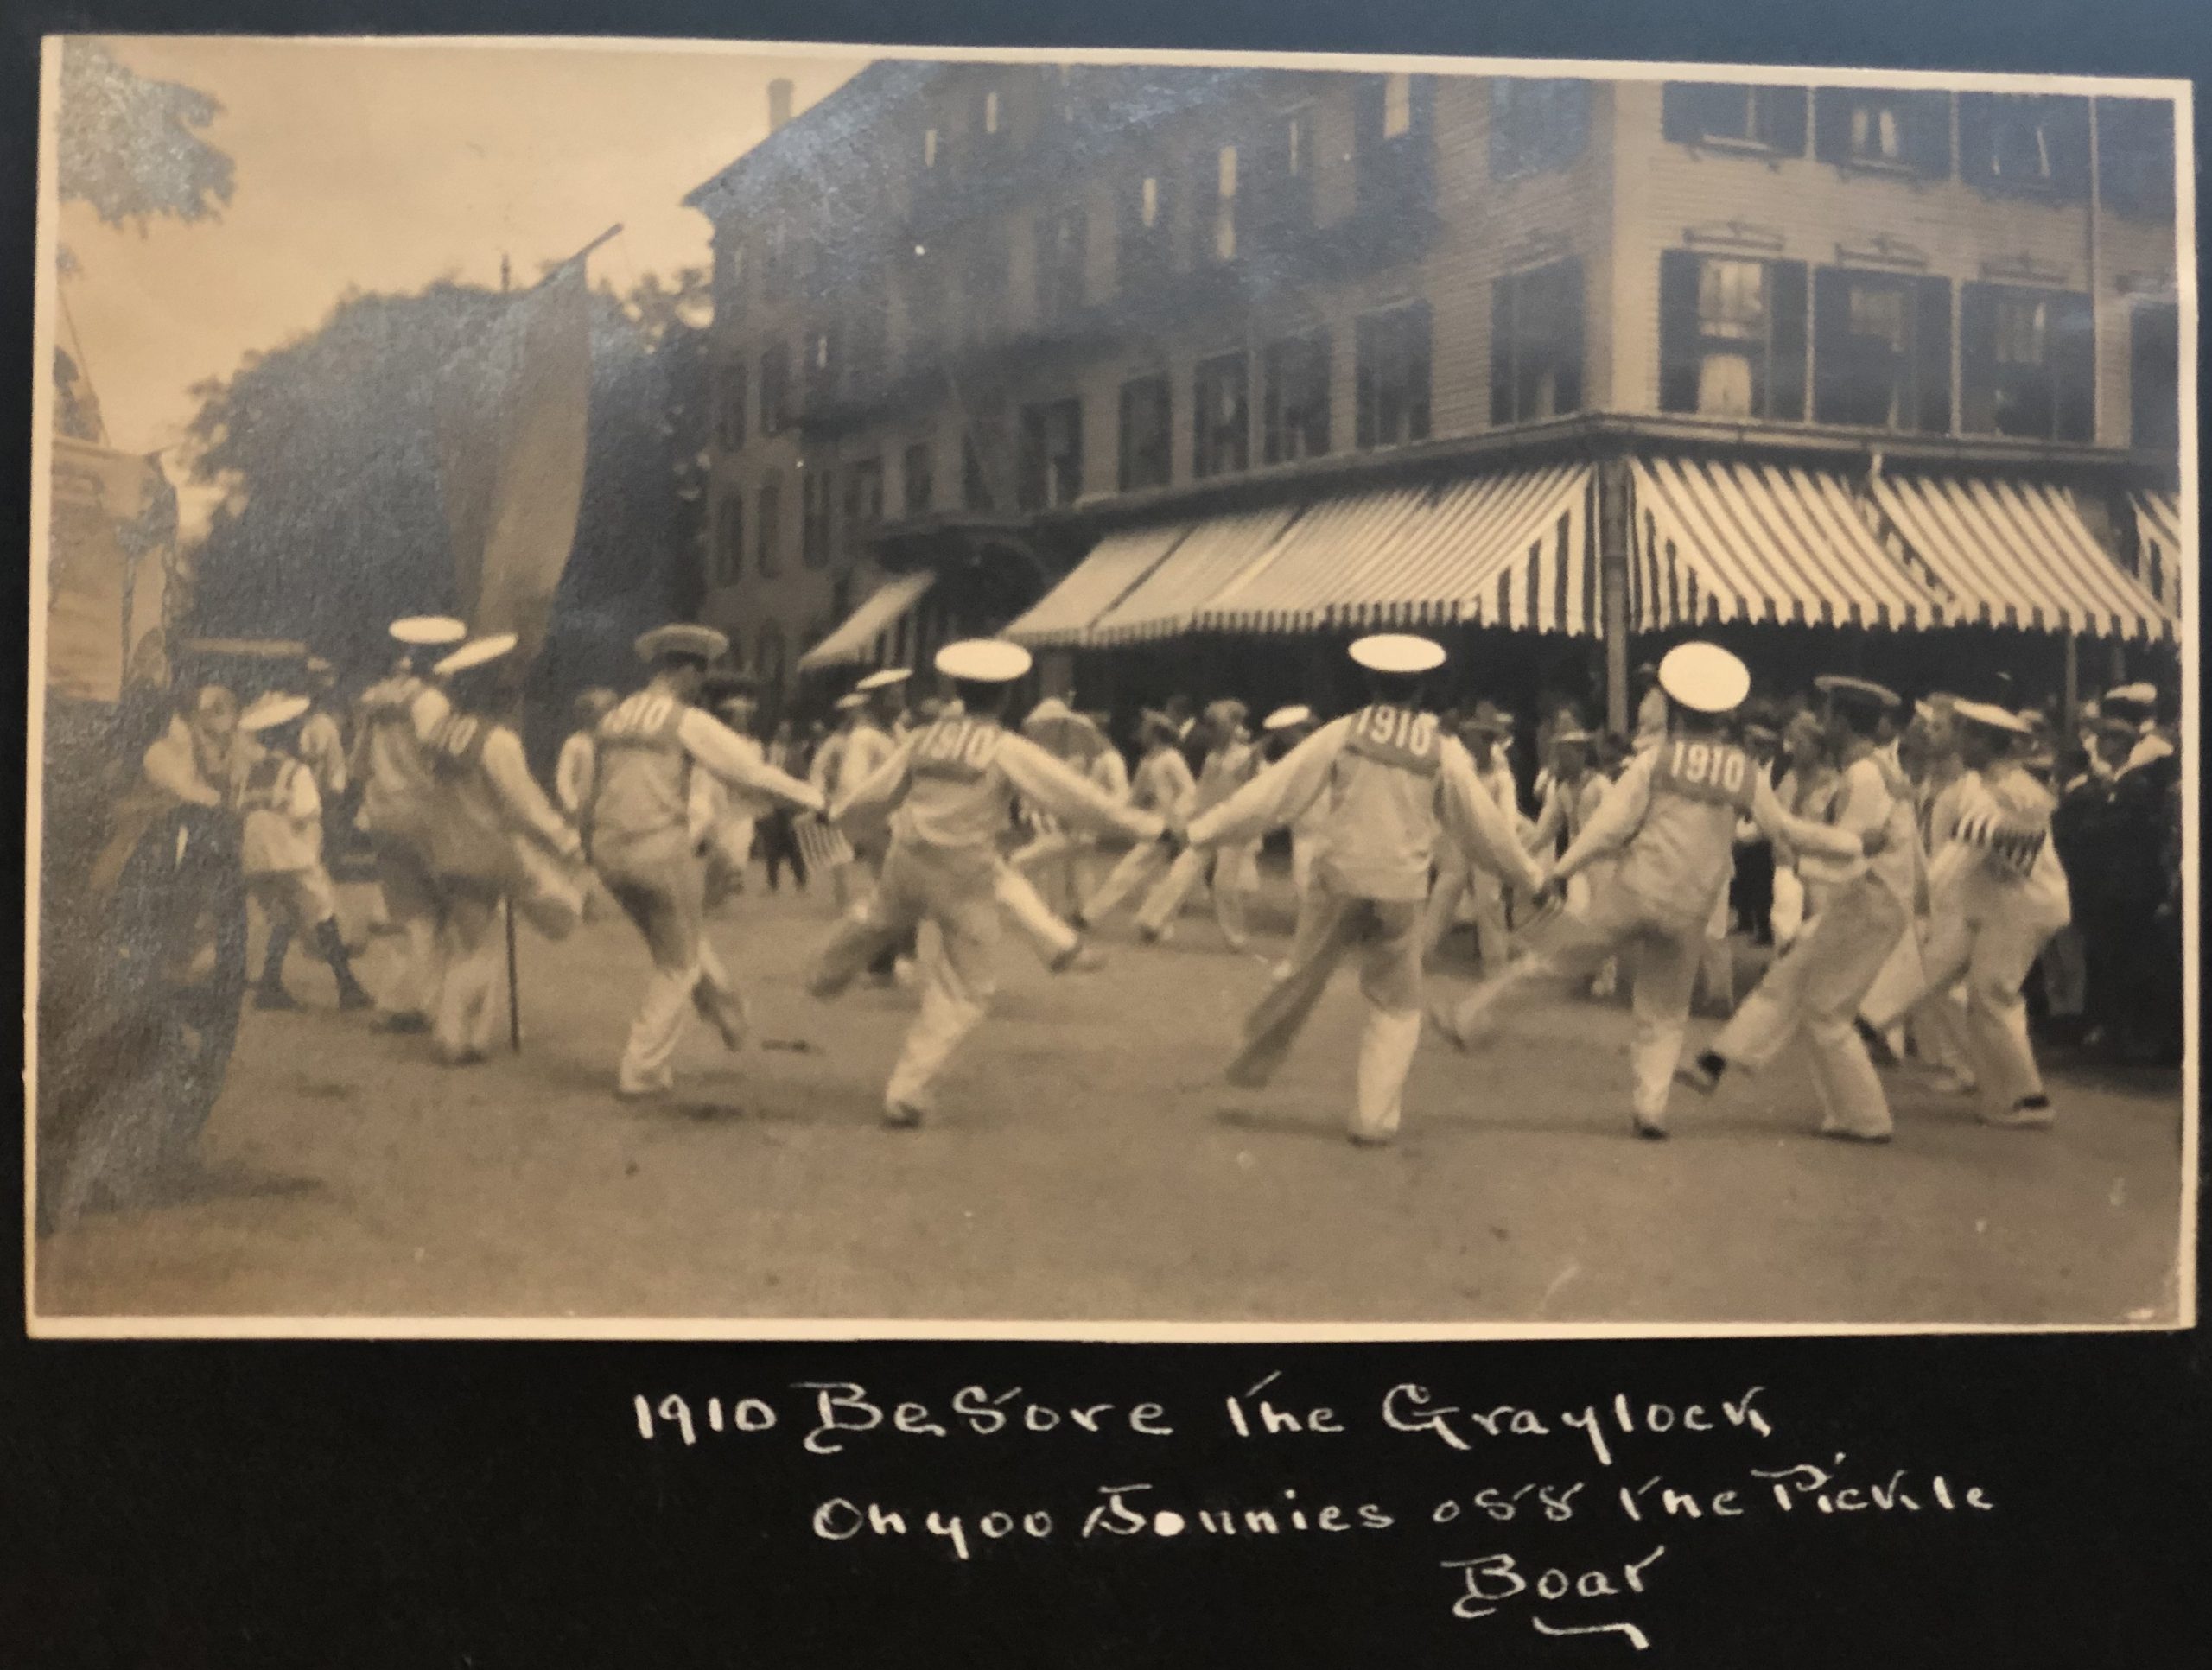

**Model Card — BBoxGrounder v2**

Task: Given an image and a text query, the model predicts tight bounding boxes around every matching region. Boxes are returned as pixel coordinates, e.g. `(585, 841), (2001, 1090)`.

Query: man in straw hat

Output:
(592, 623), (824, 1099)
(235, 691), (375, 1013)
(1074, 707), (1199, 930)
(1132, 697), (1262, 949)
(416, 635), (587, 1065)
(1183, 635), (1542, 1146)
(1432, 643), (1876, 1140)
(1675, 676), (1920, 1142)
(807, 639), (1168, 1127)
(348, 615), (469, 1032)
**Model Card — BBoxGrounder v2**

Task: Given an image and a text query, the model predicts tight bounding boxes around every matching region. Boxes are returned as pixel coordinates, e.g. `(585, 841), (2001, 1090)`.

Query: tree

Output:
(58, 38), (234, 231)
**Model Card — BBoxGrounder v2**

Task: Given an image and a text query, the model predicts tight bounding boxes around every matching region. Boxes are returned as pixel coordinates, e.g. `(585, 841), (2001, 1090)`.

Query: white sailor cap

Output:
(239, 692), (311, 733)
(934, 638), (1033, 683)
(1951, 700), (2033, 735)
(1348, 633), (1446, 675)
(834, 692), (868, 712)
(1657, 642), (1751, 714)
(2104, 681), (2158, 708)
(435, 633), (518, 677)
(390, 615), (469, 647)
(1813, 674), (1900, 709)
(634, 623), (729, 664)
(1262, 704), (1313, 733)
(855, 667), (912, 692)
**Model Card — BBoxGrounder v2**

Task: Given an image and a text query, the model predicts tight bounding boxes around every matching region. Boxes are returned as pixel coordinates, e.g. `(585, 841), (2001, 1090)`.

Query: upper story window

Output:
(1812, 89), (1951, 175)
(1117, 168), (1176, 289)
(2130, 299), (2180, 452)
(804, 325), (840, 403)
(1192, 351), (1250, 479)
(1490, 79), (1591, 180)
(761, 222), (792, 301)
(1491, 257), (1586, 424)
(1382, 73), (1414, 139)
(712, 491), (744, 587)
(1035, 206), (1087, 327)
(1658, 251), (1808, 421)
(843, 457), (885, 533)
(1812, 269), (1951, 433)
(755, 473), (784, 577)
(1355, 73), (1435, 215)
(1210, 146), (1239, 264)
(1960, 283), (2094, 441)
(715, 361), (747, 452)
(1017, 397), (1084, 511)
(1959, 94), (2089, 199)
(1355, 300), (1432, 450)
(1661, 84), (1809, 156)
(801, 465), (834, 568)
(1118, 374), (1173, 492)
(902, 440), (934, 517)
(714, 237), (747, 322)
(1262, 330), (1331, 465)
(758, 341), (791, 435)
(2097, 97), (2177, 220)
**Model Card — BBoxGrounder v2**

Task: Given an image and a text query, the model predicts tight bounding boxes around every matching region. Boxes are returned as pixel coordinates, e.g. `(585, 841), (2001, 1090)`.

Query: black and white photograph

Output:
(27, 36), (2196, 1336)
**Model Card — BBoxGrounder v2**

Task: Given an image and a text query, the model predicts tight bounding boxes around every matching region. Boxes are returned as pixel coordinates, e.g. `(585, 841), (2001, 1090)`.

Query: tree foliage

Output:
(59, 38), (235, 230)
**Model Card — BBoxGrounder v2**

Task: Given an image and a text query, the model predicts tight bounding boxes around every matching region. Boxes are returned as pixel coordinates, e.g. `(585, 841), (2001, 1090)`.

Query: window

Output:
(1192, 351), (1249, 478)
(804, 324), (839, 403)
(1118, 374), (1173, 492)
(1959, 94), (2089, 198)
(1658, 251), (1808, 421)
(846, 300), (887, 396)
(762, 222), (791, 300)
(1262, 330), (1331, 465)
(1034, 206), (1087, 326)
(759, 341), (791, 436)
(1490, 79), (1591, 179)
(755, 474), (784, 576)
(1661, 84), (1809, 155)
(1961, 283), (2094, 441)
(1382, 73), (1414, 139)
(712, 491), (744, 586)
(1491, 258), (1586, 424)
(801, 465), (832, 569)
(1117, 168), (1175, 289)
(1018, 398), (1084, 510)
(1355, 74), (1434, 216)
(961, 432), (995, 511)
(902, 441), (934, 516)
(715, 361), (747, 451)
(1812, 90), (1950, 175)
(843, 457), (885, 533)
(1355, 302), (1432, 449)
(1254, 106), (1316, 233)
(714, 238), (747, 322)
(1812, 270), (1951, 432)
(2100, 98), (2177, 219)
(2130, 300), (2180, 451)
(1210, 145), (1239, 263)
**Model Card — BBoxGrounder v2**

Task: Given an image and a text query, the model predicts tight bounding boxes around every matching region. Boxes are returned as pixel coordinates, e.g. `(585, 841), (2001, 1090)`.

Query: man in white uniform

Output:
(809, 640), (1168, 1127)
(1185, 637), (1541, 1146)
(1858, 701), (2069, 1129)
(1677, 676), (1919, 1141)
(1421, 702), (1522, 973)
(235, 694), (373, 1013)
(1133, 700), (1261, 949)
(591, 624), (824, 1099)
(1075, 712), (1198, 929)
(1432, 644), (1874, 1139)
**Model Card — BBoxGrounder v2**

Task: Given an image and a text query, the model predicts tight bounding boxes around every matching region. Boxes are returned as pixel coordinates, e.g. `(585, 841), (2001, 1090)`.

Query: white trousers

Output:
(370, 833), (443, 1019)
(432, 888), (503, 1063)
(599, 840), (744, 1095)
(1421, 852), (1510, 974)
(995, 860), (1079, 966)
(1135, 841), (1257, 945)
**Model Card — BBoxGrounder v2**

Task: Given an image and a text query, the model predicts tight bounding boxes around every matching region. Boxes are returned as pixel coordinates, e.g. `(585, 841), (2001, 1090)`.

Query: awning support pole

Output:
(2063, 633), (2081, 731)
(1597, 454), (1632, 736)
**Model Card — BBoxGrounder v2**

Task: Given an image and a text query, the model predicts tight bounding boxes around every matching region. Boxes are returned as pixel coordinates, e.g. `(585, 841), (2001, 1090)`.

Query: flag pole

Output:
(505, 895), (522, 1052)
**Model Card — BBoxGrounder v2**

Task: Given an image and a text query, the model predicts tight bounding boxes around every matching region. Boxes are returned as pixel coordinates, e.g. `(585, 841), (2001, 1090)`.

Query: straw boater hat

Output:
(1813, 674), (1900, 712)
(1021, 696), (1104, 755)
(239, 692), (311, 734)
(435, 634), (518, 678)
(1462, 700), (1514, 737)
(1951, 700), (2033, 737)
(1262, 704), (1313, 733)
(834, 692), (868, 713)
(855, 667), (912, 693)
(935, 638), (1033, 683)
(390, 615), (469, 647)
(1349, 633), (1446, 674)
(1657, 642), (1751, 714)
(634, 623), (728, 664)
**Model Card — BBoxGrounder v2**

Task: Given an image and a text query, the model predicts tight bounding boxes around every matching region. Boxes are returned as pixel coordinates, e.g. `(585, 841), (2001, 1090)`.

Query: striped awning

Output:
(2128, 490), (2188, 621)
(1871, 473), (2171, 640)
(796, 570), (935, 671)
(1629, 456), (1939, 631)
(1194, 465), (1597, 634)
(1002, 522), (1190, 647)
(1087, 505), (1301, 645)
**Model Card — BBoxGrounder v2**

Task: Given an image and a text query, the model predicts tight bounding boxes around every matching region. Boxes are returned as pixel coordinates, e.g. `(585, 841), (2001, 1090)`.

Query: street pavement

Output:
(32, 866), (2190, 1330)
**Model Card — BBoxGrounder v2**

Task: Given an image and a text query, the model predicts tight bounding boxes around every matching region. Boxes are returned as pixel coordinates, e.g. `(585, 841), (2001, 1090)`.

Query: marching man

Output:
(591, 624), (824, 1099)
(1185, 635), (1542, 1148)
(1856, 700), (2070, 1129)
(1133, 699), (1262, 949)
(1431, 643), (1875, 1140)
(1075, 710), (1199, 930)
(807, 639), (1168, 1128)
(235, 692), (375, 1013)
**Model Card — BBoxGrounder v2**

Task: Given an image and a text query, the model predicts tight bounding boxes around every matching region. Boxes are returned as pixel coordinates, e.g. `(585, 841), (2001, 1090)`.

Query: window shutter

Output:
(1958, 283), (1998, 432)
(1914, 277), (1953, 434)
(1657, 251), (1701, 414)
(1768, 259), (1809, 420)
(1557, 258), (1586, 414)
(1490, 277), (1516, 425)
(1904, 91), (1952, 179)
(1810, 267), (1849, 424)
(2052, 290), (2096, 442)
(1761, 89), (1809, 156)
(1661, 85), (1701, 144)
(1812, 90), (1851, 165)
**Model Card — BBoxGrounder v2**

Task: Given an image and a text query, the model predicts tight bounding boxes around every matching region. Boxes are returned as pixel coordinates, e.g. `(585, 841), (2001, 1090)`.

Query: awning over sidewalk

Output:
(1002, 522), (1190, 647)
(796, 570), (936, 671)
(1629, 456), (1939, 632)
(2128, 490), (2188, 622)
(1870, 473), (2171, 640)
(1193, 465), (1597, 634)
(1086, 505), (1301, 645)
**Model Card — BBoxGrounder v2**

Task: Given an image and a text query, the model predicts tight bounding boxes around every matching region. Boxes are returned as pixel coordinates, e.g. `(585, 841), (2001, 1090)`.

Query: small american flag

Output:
(792, 812), (854, 873)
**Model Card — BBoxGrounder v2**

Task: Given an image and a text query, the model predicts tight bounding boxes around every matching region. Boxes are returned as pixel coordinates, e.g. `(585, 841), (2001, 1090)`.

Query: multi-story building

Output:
(683, 61), (2182, 727)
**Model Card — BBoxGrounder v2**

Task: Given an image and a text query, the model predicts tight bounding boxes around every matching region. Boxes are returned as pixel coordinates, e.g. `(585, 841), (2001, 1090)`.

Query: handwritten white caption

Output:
(631, 1375), (1995, 1652)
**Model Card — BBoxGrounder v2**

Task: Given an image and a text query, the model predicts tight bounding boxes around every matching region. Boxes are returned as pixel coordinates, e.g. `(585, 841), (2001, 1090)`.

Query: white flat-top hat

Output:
(1348, 633), (1446, 674)
(435, 633), (518, 677)
(1262, 704), (1313, 732)
(1813, 674), (1900, 708)
(2104, 681), (2157, 708)
(239, 692), (311, 733)
(390, 615), (469, 647)
(1951, 699), (2033, 735)
(935, 638), (1033, 683)
(1657, 642), (1751, 714)
(855, 667), (912, 691)
(834, 691), (868, 711)
(635, 623), (729, 664)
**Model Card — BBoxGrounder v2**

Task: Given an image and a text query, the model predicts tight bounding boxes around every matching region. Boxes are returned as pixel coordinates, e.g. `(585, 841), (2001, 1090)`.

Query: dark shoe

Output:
(1675, 1052), (1726, 1097)
(1980, 1095), (2054, 1131)
(1854, 1017), (1901, 1068)
(254, 984), (301, 1012)
(375, 1012), (432, 1034)
(1632, 1115), (1670, 1140)
(336, 980), (375, 1012)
